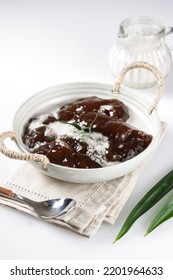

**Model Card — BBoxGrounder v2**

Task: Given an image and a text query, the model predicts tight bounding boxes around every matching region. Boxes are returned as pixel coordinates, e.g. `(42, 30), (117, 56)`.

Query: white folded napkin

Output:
(0, 123), (166, 237)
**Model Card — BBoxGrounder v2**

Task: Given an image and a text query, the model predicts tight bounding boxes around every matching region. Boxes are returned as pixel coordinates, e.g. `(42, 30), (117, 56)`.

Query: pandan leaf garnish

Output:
(59, 114), (98, 133)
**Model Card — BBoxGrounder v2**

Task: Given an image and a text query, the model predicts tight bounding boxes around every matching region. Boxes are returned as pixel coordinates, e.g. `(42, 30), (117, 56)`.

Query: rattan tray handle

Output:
(112, 61), (164, 114)
(0, 131), (49, 169)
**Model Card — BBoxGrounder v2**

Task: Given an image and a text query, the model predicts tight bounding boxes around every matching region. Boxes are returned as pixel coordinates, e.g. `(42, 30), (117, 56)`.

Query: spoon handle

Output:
(0, 186), (29, 203)
(0, 186), (14, 197)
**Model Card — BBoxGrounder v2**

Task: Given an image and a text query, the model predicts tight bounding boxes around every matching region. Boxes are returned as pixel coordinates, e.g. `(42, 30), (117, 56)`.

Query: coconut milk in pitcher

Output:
(108, 16), (173, 88)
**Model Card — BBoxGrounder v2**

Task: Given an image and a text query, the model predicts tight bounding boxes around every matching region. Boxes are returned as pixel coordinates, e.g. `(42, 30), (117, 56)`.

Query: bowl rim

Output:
(13, 81), (161, 181)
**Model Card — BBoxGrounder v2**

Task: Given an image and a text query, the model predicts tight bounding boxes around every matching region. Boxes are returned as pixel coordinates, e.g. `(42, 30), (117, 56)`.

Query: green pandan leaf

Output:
(59, 120), (91, 133)
(59, 114), (98, 134)
(113, 170), (173, 243)
(145, 196), (173, 236)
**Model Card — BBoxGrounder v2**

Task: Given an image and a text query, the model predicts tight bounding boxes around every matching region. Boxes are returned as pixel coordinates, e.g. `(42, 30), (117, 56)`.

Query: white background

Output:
(0, 0), (173, 260)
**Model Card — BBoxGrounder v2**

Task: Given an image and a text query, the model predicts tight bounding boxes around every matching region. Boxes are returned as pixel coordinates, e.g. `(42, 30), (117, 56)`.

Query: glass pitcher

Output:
(108, 16), (173, 88)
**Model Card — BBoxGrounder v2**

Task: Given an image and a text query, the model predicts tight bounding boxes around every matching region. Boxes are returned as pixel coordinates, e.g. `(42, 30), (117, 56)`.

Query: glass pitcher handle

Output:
(165, 27), (173, 50)
(165, 26), (173, 36)
(112, 61), (164, 114)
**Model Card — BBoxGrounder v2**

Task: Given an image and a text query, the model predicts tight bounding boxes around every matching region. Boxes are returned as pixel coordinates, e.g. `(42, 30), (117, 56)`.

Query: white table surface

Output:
(0, 0), (173, 260)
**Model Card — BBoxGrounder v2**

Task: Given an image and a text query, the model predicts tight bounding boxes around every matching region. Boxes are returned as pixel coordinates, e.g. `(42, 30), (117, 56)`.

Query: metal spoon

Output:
(0, 186), (76, 219)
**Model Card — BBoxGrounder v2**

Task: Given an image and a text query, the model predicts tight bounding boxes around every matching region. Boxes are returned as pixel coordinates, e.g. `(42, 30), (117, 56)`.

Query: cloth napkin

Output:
(0, 123), (166, 237)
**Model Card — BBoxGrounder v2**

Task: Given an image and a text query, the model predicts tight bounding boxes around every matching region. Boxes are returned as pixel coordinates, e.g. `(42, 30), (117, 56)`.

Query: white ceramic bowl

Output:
(13, 82), (161, 183)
